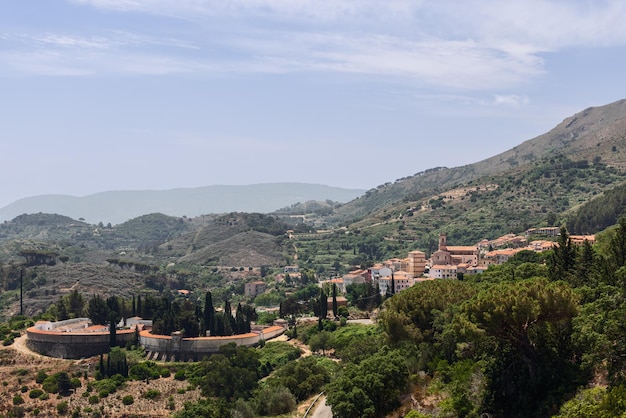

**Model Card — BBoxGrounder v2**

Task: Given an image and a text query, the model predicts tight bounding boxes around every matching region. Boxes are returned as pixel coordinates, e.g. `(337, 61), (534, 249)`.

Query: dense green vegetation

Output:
(340, 220), (626, 418)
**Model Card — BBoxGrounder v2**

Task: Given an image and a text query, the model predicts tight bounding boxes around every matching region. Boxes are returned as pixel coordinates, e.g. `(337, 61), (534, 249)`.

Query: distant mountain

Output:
(0, 183), (365, 226)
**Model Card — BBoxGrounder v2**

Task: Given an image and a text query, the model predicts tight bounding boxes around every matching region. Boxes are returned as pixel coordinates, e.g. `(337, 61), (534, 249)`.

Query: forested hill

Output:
(329, 99), (626, 225)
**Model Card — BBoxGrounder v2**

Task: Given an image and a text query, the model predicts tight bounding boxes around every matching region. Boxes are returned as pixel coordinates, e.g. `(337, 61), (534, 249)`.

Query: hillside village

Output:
(316, 228), (594, 297)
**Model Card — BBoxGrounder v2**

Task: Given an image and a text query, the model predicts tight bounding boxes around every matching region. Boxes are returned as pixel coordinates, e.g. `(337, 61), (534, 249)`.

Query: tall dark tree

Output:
(19, 270), (23, 316)
(235, 303), (245, 334)
(224, 301), (235, 336)
(609, 217), (626, 272)
(318, 289), (327, 331)
(136, 295), (142, 317)
(109, 312), (117, 348)
(177, 300), (200, 338)
(67, 289), (85, 317)
(56, 297), (69, 321)
(132, 295), (136, 317)
(204, 291), (216, 336)
(106, 296), (121, 324)
(88, 295), (109, 325)
(332, 283), (338, 318)
(548, 226), (578, 282)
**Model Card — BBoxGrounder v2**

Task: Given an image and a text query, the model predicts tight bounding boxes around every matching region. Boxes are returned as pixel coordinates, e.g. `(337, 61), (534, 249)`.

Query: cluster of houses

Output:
(319, 228), (595, 296)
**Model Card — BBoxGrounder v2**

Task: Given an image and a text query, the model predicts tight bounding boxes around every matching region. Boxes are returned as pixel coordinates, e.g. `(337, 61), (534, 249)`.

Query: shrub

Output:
(57, 401), (69, 415)
(89, 395), (99, 404)
(143, 389), (161, 399)
(174, 369), (187, 381)
(13, 395), (24, 405)
(122, 395), (134, 405)
(39, 392), (49, 400)
(20, 385), (28, 393)
(70, 378), (81, 389)
(35, 371), (48, 384)
(29, 389), (44, 399)
(42, 376), (58, 394)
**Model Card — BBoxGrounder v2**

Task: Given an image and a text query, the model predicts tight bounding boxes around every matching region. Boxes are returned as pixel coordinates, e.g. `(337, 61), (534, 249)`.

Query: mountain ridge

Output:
(329, 98), (626, 224)
(0, 183), (366, 226)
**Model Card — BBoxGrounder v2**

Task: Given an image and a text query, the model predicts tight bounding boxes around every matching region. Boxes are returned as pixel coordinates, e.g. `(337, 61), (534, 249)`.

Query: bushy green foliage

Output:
(326, 348), (409, 418)
(28, 389), (43, 399)
(143, 389), (161, 399)
(172, 398), (231, 418)
(257, 341), (301, 377)
(266, 356), (335, 402)
(91, 376), (124, 396)
(567, 181), (626, 234)
(42, 372), (71, 395)
(35, 371), (48, 384)
(186, 343), (260, 401)
(129, 361), (168, 381)
(253, 384), (296, 416)
(56, 401), (68, 414)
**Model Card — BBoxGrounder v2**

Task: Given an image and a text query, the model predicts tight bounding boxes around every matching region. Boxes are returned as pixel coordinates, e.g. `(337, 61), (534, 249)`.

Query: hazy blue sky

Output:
(2, 1), (626, 207)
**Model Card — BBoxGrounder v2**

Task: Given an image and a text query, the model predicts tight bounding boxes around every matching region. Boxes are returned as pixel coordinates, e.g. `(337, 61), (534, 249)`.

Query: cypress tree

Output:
(98, 354), (105, 378)
(235, 303), (245, 334)
(391, 272), (396, 295)
(203, 292), (215, 336)
(132, 295), (136, 317)
(332, 283), (338, 318)
(318, 289), (327, 331)
(109, 312), (117, 348)
(136, 295), (142, 318)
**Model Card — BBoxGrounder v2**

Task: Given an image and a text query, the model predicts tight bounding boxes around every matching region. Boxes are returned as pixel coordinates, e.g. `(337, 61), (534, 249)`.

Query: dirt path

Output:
(272, 334), (312, 357)
(7, 334), (52, 360)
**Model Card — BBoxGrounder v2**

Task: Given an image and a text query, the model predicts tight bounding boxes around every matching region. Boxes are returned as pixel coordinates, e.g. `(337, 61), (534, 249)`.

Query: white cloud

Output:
(68, 0), (426, 22)
(493, 94), (530, 106)
(6, 0), (625, 91)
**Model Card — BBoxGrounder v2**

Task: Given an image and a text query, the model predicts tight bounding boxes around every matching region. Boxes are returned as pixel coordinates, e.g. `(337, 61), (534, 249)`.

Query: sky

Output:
(2, 0), (626, 208)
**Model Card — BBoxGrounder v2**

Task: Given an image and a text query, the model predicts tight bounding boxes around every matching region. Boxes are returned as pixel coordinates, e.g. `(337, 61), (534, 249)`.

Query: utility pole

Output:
(20, 269), (24, 316)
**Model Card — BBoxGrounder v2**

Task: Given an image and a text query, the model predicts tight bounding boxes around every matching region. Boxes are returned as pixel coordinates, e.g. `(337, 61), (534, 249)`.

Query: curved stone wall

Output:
(26, 327), (135, 359)
(140, 325), (286, 362)
(26, 319), (286, 361)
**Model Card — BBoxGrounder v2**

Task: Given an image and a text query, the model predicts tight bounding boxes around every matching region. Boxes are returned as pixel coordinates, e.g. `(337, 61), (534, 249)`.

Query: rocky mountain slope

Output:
(330, 99), (626, 225)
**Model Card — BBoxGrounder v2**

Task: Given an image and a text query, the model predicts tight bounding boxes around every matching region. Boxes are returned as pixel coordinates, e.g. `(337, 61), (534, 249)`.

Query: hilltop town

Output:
(317, 228), (594, 296)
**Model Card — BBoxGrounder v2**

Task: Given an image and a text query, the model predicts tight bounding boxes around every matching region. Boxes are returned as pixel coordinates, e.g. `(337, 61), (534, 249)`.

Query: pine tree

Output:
(549, 226), (577, 282)
(610, 217), (626, 271)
